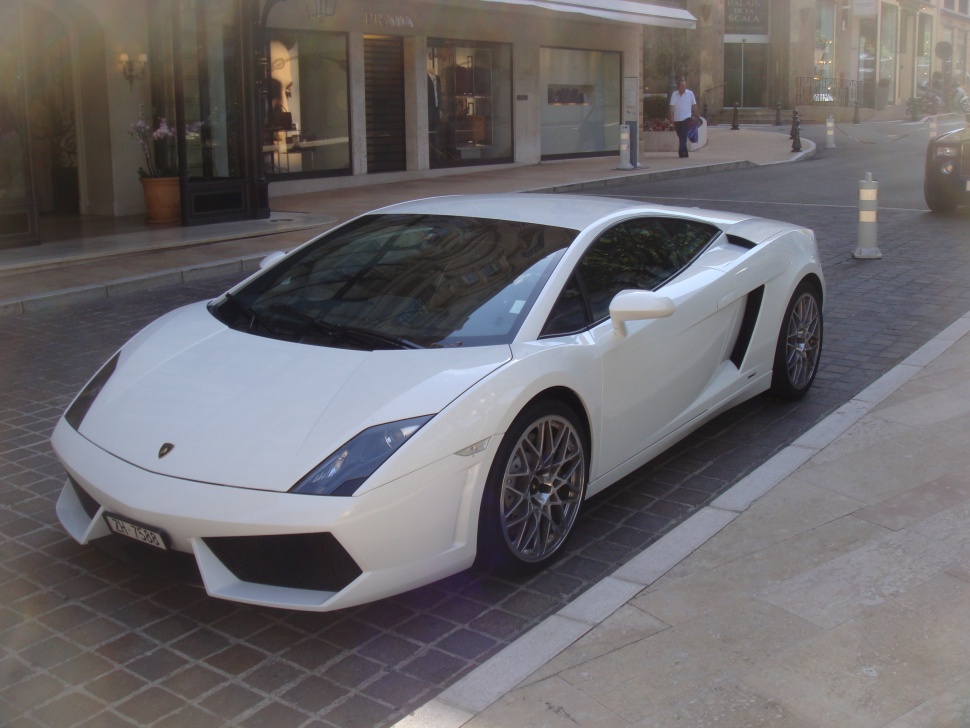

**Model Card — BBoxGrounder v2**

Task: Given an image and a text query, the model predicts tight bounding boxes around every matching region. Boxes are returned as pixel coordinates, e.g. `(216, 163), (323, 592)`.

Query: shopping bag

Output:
(687, 118), (699, 143)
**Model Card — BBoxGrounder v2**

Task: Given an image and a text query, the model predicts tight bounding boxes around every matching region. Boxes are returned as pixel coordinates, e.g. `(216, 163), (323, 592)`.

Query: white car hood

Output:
(77, 303), (511, 492)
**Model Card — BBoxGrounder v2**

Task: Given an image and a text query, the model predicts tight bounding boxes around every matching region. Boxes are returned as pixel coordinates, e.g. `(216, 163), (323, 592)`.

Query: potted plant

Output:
(128, 118), (180, 224)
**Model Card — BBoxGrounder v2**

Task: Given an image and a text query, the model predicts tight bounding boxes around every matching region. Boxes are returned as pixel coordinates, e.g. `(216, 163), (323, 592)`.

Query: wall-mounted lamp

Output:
(120, 52), (148, 89)
(307, 0), (337, 23)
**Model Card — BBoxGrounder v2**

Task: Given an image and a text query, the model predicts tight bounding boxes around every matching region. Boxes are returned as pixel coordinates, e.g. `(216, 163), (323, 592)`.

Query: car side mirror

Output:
(609, 290), (675, 337)
(259, 251), (287, 270)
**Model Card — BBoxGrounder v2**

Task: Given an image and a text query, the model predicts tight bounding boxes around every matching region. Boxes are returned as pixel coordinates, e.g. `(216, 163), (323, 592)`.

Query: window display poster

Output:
(724, 0), (769, 36)
(269, 36), (300, 139)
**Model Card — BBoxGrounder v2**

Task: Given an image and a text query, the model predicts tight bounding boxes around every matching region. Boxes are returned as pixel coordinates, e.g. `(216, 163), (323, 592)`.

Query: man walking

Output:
(669, 79), (699, 159)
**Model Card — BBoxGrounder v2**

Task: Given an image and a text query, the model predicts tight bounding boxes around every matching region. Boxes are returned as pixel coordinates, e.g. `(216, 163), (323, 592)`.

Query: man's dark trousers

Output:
(675, 119), (691, 158)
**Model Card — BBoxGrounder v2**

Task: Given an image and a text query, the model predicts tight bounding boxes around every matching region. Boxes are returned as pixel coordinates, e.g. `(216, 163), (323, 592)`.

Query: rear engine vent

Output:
(203, 533), (363, 592)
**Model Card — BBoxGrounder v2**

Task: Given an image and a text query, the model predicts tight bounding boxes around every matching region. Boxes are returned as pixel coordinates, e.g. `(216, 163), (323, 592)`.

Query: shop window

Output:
(917, 14), (932, 85)
(879, 3), (898, 104)
(540, 47), (620, 158)
(814, 2), (836, 87)
(428, 39), (512, 168)
(265, 29), (350, 177)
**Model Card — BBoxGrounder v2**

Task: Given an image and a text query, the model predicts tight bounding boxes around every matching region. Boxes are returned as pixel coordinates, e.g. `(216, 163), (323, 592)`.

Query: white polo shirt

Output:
(670, 89), (697, 122)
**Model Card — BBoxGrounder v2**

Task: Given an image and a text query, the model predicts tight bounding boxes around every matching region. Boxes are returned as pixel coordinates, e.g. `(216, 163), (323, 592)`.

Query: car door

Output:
(544, 216), (745, 481)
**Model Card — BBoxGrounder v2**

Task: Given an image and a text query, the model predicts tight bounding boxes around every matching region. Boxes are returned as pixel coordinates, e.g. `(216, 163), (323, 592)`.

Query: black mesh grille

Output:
(203, 533), (362, 593)
(69, 477), (101, 519)
(962, 141), (970, 177)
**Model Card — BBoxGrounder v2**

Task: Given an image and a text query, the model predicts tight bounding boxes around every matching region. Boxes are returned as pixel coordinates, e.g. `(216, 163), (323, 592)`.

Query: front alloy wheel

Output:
(478, 401), (587, 570)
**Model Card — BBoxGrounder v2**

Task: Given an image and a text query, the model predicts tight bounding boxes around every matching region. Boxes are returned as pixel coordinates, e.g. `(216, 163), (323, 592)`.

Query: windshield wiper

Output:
(224, 293), (281, 336)
(269, 305), (423, 350)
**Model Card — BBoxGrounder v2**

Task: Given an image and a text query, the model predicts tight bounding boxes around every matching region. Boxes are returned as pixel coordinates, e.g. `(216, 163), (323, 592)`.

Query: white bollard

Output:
(826, 115), (836, 149)
(853, 172), (882, 259)
(617, 124), (634, 170)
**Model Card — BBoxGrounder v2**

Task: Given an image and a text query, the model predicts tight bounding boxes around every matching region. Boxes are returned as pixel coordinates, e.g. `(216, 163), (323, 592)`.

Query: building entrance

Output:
(724, 41), (769, 107)
(1, 2), (82, 249)
(364, 35), (406, 173)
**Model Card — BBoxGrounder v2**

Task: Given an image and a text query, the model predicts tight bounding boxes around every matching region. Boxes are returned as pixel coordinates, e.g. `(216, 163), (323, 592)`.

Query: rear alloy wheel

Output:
(770, 282), (822, 400)
(477, 401), (587, 571)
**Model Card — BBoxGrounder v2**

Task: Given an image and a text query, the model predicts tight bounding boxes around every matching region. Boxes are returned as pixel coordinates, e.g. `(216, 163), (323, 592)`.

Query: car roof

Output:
(371, 193), (756, 231)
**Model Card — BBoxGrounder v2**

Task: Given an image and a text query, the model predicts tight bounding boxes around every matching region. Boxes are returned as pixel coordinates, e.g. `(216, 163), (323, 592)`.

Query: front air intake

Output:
(202, 533), (362, 592)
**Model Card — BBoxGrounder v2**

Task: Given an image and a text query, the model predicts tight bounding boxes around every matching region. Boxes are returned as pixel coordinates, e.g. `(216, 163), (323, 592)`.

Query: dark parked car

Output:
(925, 124), (970, 213)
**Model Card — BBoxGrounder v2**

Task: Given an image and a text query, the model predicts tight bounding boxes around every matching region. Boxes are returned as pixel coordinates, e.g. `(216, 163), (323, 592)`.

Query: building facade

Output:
(645, 0), (969, 121)
(0, 0), (694, 250)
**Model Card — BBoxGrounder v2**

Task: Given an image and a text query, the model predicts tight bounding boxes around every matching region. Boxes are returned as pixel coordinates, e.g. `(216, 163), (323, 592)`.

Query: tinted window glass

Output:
(211, 214), (577, 349)
(541, 274), (589, 337)
(579, 217), (719, 322)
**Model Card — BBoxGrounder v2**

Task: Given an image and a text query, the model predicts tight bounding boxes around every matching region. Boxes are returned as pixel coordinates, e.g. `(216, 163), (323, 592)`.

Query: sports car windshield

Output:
(211, 213), (579, 349)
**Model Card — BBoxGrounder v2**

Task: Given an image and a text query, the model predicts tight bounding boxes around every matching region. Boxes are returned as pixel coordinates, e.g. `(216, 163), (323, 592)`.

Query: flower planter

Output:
(641, 132), (679, 152)
(140, 177), (181, 225)
(640, 117), (708, 153)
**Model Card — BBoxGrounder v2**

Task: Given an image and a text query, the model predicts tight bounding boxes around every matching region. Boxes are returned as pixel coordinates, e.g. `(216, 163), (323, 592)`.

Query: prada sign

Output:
(365, 12), (415, 28)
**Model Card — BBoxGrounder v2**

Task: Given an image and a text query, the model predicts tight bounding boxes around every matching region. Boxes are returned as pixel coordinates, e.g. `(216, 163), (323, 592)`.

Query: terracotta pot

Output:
(140, 177), (181, 225)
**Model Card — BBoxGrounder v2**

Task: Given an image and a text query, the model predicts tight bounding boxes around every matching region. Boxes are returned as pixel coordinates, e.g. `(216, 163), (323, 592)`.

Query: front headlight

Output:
(64, 353), (120, 431)
(936, 146), (960, 157)
(290, 415), (433, 496)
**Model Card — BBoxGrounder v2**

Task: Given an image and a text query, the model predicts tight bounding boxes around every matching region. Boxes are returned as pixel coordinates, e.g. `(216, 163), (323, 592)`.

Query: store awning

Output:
(478, 0), (696, 29)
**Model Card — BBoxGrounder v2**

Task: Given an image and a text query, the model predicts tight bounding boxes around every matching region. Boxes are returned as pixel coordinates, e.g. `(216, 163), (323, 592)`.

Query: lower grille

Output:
(203, 533), (363, 593)
(962, 141), (970, 177)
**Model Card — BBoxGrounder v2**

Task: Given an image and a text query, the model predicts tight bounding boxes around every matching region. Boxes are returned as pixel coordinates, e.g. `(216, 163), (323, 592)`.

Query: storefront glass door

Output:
(0, 1), (37, 248)
(175, 0), (249, 223)
(724, 41), (769, 107)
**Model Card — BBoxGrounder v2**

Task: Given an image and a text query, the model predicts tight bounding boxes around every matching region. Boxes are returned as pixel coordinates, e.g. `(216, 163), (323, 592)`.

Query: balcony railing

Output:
(796, 77), (875, 108)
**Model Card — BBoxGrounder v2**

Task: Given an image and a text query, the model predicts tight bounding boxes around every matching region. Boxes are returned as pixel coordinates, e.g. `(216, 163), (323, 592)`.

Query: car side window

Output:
(540, 274), (589, 337)
(578, 217), (719, 322)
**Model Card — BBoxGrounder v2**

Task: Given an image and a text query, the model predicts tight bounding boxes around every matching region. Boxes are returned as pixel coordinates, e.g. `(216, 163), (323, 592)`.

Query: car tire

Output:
(476, 399), (588, 572)
(924, 182), (957, 214)
(770, 281), (823, 400)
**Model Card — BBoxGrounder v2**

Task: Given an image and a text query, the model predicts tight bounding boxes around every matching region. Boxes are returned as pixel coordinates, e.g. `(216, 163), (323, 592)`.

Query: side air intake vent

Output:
(730, 286), (765, 368)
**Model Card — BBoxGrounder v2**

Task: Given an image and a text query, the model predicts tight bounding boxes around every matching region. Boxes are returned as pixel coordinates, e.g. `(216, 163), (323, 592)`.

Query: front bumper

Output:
(52, 418), (491, 611)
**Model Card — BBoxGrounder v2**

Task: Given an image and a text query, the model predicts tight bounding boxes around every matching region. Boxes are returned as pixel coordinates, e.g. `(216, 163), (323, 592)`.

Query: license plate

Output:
(104, 513), (168, 550)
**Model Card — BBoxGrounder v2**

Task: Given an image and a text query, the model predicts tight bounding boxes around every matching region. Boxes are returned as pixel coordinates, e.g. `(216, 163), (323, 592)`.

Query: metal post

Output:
(825, 115), (836, 149)
(627, 121), (639, 168)
(791, 111), (802, 152)
(775, 102), (782, 126)
(789, 109), (797, 139)
(929, 114), (938, 141)
(853, 172), (882, 259)
(617, 124), (634, 170)
(853, 100), (860, 125)
(731, 102), (740, 130)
